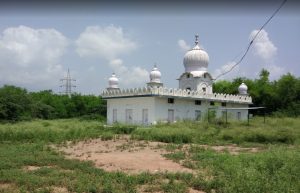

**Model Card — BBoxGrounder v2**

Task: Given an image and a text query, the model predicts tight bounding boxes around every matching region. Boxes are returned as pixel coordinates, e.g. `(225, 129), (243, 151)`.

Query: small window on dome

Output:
(187, 74), (190, 78)
(204, 74), (207, 78)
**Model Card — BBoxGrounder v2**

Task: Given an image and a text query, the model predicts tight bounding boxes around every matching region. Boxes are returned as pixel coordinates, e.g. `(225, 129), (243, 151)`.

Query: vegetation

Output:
(0, 118), (299, 192)
(132, 117), (300, 145)
(0, 86), (106, 121)
(213, 69), (300, 116)
(0, 69), (299, 123)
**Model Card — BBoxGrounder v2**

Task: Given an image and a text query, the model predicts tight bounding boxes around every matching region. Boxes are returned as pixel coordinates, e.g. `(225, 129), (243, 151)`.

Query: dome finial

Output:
(154, 62), (157, 68)
(195, 34), (199, 45)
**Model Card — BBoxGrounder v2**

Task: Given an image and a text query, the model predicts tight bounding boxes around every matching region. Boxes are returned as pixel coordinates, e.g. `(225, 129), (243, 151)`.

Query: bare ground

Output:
(55, 135), (260, 175)
(56, 136), (193, 174)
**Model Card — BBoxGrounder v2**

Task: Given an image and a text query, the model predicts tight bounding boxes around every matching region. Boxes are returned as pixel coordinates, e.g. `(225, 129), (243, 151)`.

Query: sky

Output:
(0, 0), (299, 95)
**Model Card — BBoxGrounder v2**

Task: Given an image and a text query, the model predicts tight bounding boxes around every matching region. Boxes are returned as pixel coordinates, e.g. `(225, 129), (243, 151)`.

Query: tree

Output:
(0, 85), (32, 120)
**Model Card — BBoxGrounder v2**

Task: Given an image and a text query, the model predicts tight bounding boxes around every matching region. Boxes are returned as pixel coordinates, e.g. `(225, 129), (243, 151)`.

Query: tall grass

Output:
(0, 119), (106, 143)
(132, 117), (300, 145)
(187, 146), (300, 193)
(0, 117), (299, 192)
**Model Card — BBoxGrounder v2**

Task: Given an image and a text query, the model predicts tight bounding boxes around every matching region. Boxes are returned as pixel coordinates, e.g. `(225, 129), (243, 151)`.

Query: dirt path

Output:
(57, 136), (193, 174)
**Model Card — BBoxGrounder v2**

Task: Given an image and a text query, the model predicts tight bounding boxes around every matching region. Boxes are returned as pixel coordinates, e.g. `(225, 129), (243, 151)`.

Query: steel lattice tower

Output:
(60, 68), (76, 96)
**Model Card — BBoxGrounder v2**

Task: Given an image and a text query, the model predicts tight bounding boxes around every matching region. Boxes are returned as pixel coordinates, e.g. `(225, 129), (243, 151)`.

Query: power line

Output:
(214, 0), (287, 81)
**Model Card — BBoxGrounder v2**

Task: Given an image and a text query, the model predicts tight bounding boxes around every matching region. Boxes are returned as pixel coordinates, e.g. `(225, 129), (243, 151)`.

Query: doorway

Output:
(168, 109), (174, 123)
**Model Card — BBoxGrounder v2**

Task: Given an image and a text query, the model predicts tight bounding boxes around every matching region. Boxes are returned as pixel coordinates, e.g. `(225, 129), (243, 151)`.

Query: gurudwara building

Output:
(102, 35), (252, 125)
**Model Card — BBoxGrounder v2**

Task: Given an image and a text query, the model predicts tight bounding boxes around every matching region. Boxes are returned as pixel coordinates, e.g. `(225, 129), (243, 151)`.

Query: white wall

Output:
(106, 97), (155, 125)
(106, 96), (249, 125)
(154, 97), (210, 122)
(178, 74), (213, 94)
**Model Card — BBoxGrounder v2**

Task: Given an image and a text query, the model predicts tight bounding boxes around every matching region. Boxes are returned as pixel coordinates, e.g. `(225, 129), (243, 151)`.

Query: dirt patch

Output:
(201, 144), (260, 155)
(23, 165), (54, 171)
(0, 182), (18, 192)
(188, 188), (206, 193)
(51, 186), (70, 193)
(137, 184), (163, 193)
(56, 136), (193, 174)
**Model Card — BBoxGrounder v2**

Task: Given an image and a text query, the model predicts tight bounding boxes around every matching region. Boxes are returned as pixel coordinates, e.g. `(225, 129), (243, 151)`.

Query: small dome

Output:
(183, 35), (209, 72)
(108, 73), (119, 88)
(150, 65), (161, 83)
(238, 82), (248, 95)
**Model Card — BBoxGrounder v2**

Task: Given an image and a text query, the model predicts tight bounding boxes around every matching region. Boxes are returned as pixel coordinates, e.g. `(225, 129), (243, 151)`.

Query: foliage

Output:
(213, 69), (300, 116)
(132, 117), (300, 145)
(0, 86), (106, 121)
(0, 118), (299, 192)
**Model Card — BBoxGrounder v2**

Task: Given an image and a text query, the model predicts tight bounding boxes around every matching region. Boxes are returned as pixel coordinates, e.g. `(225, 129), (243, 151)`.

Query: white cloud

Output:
(177, 39), (191, 52)
(267, 65), (285, 80)
(0, 25), (68, 89)
(213, 61), (240, 80)
(75, 25), (148, 87)
(250, 29), (277, 62)
(76, 25), (137, 60)
(109, 59), (149, 86)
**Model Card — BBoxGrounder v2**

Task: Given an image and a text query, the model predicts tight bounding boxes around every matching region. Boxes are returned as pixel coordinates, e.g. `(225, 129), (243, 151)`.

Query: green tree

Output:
(0, 85), (32, 121)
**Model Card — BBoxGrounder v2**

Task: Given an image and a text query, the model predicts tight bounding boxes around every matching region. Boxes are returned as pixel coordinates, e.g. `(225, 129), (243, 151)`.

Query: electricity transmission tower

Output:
(60, 68), (76, 96)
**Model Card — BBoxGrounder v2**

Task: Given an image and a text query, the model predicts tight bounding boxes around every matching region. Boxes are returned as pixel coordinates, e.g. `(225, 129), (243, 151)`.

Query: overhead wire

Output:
(214, 0), (287, 81)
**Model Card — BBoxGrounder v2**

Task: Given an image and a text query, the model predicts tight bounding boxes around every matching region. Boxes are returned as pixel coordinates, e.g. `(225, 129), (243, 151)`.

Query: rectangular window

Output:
(168, 109), (174, 123)
(125, 109), (133, 124)
(210, 101), (215, 106)
(168, 98), (174, 104)
(195, 110), (201, 121)
(142, 109), (148, 125)
(195, 100), (201, 105)
(113, 109), (117, 123)
(221, 102), (226, 107)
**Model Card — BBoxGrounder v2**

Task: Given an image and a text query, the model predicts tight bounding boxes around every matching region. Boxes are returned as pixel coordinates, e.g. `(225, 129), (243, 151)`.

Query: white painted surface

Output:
(106, 96), (249, 125)
(178, 72), (213, 93)
(106, 97), (155, 125)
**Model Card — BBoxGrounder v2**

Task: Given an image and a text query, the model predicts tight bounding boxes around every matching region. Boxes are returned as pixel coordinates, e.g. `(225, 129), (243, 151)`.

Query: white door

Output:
(126, 109), (133, 124)
(113, 109), (117, 123)
(168, 109), (174, 123)
(142, 109), (148, 125)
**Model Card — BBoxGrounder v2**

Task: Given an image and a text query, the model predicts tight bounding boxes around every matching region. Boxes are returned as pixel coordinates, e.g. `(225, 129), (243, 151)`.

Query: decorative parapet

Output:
(101, 87), (252, 104)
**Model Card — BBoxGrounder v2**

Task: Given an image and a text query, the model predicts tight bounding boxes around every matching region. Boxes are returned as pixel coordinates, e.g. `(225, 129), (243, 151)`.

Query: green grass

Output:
(0, 117), (299, 193)
(132, 117), (300, 145)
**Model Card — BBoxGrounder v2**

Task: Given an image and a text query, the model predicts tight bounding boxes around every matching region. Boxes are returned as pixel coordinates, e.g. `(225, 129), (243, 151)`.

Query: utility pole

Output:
(60, 68), (76, 96)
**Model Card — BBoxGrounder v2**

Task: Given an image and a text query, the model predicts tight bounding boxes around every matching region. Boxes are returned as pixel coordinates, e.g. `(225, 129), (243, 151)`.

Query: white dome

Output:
(238, 82), (248, 95)
(108, 73), (119, 88)
(183, 35), (209, 72)
(150, 65), (161, 83)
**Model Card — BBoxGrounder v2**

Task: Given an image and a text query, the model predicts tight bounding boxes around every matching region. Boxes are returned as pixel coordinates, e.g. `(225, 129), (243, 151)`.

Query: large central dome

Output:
(183, 35), (209, 72)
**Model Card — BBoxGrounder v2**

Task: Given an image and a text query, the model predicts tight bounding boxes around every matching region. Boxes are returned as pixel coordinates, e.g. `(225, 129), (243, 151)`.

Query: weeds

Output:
(0, 117), (299, 192)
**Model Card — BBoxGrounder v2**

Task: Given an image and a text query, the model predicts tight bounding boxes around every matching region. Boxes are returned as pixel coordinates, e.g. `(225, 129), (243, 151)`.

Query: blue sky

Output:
(0, 0), (299, 94)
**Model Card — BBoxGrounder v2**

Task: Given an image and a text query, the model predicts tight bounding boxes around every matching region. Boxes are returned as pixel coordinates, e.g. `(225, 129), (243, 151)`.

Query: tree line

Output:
(0, 69), (299, 121)
(0, 86), (106, 121)
(213, 69), (300, 116)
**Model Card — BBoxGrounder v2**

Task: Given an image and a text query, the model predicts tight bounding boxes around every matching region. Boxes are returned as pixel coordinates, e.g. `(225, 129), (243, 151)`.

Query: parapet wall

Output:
(102, 87), (252, 104)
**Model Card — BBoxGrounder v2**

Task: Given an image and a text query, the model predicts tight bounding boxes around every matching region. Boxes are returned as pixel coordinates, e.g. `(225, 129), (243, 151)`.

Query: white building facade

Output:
(102, 35), (252, 125)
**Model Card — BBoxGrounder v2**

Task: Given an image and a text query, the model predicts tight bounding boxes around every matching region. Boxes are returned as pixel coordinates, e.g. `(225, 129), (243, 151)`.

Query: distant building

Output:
(102, 35), (251, 125)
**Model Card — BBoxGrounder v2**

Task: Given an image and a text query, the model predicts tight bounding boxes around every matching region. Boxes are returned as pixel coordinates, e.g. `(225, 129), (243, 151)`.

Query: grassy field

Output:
(0, 117), (299, 193)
